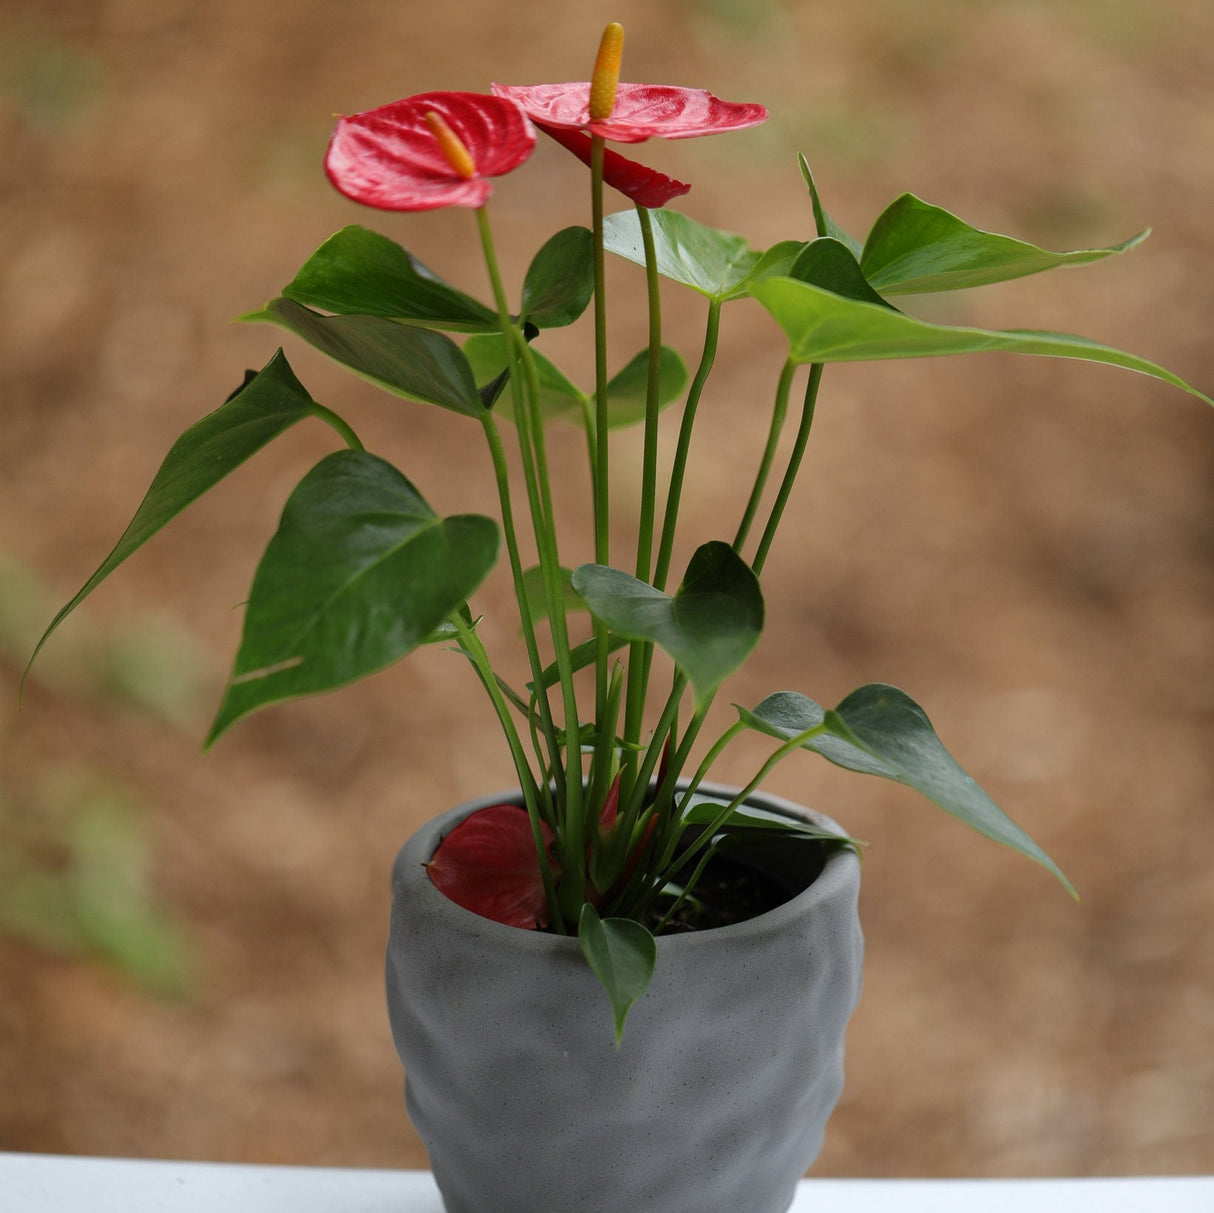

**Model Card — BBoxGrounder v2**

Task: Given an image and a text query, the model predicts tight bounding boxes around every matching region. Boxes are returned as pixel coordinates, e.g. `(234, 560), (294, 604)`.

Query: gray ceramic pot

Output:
(386, 783), (863, 1213)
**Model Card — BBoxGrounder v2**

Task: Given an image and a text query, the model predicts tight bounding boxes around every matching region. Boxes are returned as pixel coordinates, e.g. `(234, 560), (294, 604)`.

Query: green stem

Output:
(452, 613), (565, 934)
(752, 362), (824, 576)
(475, 206), (584, 908)
(653, 299), (722, 593)
(308, 402), (364, 451)
(590, 135), (610, 734)
(733, 358), (795, 552)
(623, 204), (664, 790)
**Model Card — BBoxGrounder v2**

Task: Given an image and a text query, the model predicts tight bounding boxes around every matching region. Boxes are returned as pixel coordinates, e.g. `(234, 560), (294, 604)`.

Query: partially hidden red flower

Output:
(325, 91), (536, 212)
(491, 81), (766, 209)
(426, 804), (558, 929)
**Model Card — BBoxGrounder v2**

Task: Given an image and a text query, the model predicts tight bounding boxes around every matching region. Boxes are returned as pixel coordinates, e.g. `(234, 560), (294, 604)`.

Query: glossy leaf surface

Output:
(247, 298), (485, 415)
(426, 804), (557, 930)
(738, 686), (1074, 894)
(281, 225), (498, 331)
(208, 450), (498, 741)
(752, 274), (1213, 406)
(25, 351), (316, 688)
(603, 208), (766, 301)
(572, 541), (763, 705)
(521, 226), (595, 329)
(861, 194), (1149, 295)
(578, 903), (656, 1045)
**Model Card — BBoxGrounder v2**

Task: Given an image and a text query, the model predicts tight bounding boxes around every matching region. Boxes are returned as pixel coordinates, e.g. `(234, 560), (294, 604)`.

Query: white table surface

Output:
(2, 1153), (1211, 1213)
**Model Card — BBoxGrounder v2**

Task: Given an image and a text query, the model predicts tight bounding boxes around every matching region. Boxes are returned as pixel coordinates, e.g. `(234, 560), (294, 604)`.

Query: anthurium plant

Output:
(26, 24), (1211, 1039)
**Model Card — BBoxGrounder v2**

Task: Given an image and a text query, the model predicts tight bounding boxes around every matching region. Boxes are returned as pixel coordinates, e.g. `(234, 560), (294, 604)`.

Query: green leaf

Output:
(603, 208), (764, 303)
(751, 274), (1213, 406)
(738, 686), (1074, 895)
(207, 450), (498, 742)
(602, 346), (689, 427)
(721, 239), (809, 302)
(520, 564), (586, 624)
(23, 351), (317, 692)
(281, 225), (498, 331)
(681, 795), (859, 848)
(247, 298), (485, 415)
(861, 194), (1149, 295)
(462, 333), (586, 421)
(571, 541), (763, 705)
(521, 226), (595, 329)
(798, 155), (864, 259)
(578, 903), (656, 1045)
(789, 238), (896, 309)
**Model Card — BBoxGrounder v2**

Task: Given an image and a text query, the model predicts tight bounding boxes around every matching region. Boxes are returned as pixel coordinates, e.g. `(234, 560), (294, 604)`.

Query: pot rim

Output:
(394, 780), (860, 953)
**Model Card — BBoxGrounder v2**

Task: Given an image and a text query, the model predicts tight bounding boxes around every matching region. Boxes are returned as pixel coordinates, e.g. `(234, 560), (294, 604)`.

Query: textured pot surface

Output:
(386, 783), (863, 1213)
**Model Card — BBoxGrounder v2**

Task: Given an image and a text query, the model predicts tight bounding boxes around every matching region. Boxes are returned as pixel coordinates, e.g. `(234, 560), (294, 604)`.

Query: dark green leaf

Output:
(798, 155), (864, 259)
(603, 208), (763, 302)
(207, 450), (498, 742)
(462, 333), (586, 421)
(281, 225), (498, 331)
(602, 346), (689, 427)
(24, 351), (317, 691)
(521, 226), (595, 329)
(578, 903), (656, 1045)
(751, 276), (1212, 405)
(681, 795), (859, 848)
(738, 686), (1074, 895)
(861, 194), (1149, 295)
(247, 298), (485, 415)
(789, 239), (896, 309)
(572, 542), (763, 705)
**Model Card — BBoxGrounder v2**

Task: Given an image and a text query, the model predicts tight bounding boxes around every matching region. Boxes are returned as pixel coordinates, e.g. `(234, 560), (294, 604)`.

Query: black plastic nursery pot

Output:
(386, 783), (864, 1213)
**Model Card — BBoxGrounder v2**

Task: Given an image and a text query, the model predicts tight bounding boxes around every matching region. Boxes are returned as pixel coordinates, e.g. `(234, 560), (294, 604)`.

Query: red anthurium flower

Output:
(325, 91), (536, 212)
(492, 82), (767, 144)
(426, 804), (559, 930)
(491, 81), (764, 207)
(536, 123), (690, 209)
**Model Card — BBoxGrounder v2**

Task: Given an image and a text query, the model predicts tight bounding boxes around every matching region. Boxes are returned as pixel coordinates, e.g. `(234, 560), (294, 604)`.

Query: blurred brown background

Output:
(2, 0), (1211, 1179)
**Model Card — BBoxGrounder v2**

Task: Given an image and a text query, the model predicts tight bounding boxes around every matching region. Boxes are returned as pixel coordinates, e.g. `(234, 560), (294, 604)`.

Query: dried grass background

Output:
(2, 0), (1211, 1177)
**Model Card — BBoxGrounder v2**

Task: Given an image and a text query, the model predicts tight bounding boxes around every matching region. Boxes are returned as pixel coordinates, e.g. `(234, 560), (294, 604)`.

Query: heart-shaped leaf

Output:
(521, 226), (595, 329)
(751, 274), (1212, 406)
(246, 298), (485, 415)
(24, 351), (317, 692)
(738, 686), (1074, 895)
(798, 155), (864, 258)
(281, 225), (499, 331)
(208, 450), (498, 742)
(861, 194), (1149, 295)
(572, 541), (763, 705)
(603, 208), (764, 302)
(600, 345), (689, 427)
(578, 902), (656, 1045)
(426, 804), (558, 930)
